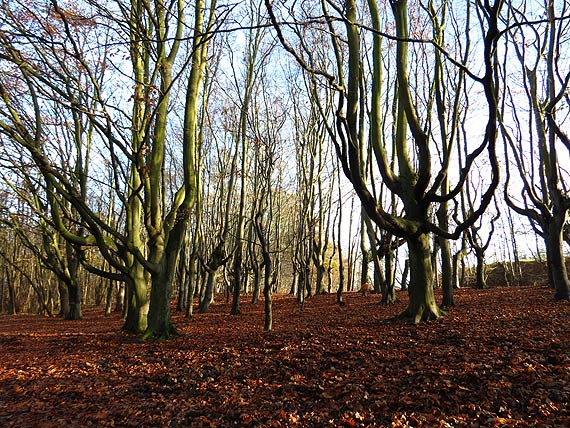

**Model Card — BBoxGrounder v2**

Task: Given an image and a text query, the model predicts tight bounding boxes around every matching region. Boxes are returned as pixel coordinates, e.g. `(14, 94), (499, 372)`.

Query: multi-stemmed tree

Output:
(266, 0), (503, 321)
(0, 0), (220, 337)
(502, 0), (570, 300)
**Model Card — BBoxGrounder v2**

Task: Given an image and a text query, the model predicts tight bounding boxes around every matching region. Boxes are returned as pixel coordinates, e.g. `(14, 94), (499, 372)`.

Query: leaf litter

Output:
(0, 286), (569, 427)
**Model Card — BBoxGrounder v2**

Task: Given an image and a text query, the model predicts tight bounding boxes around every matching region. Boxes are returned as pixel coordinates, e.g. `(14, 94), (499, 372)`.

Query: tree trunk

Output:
(66, 281), (83, 320)
(289, 268), (297, 295)
(374, 261), (385, 295)
(145, 211), (190, 339)
(0, 271), (4, 313)
(199, 242), (228, 312)
(57, 279), (70, 318)
(122, 262), (149, 335)
(381, 250), (396, 304)
(403, 234), (444, 322)
(452, 235), (467, 289)
(65, 242), (82, 320)
(401, 259), (409, 291)
(507, 209), (523, 286)
(254, 213), (273, 331)
(263, 275), (272, 331)
(336, 268), (345, 306)
(364, 215), (383, 295)
(200, 271), (217, 313)
(145, 270), (176, 339)
(230, 251), (243, 315)
(474, 249), (487, 289)
(452, 254), (460, 289)
(431, 241), (439, 288)
(116, 282), (125, 314)
(440, 237), (455, 307)
(360, 244), (370, 286)
(176, 247), (188, 312)
(315, 264), (327, 295)
(313, 236), (327, 295)
(547, 215), (570, 300)
(304, 262), (313, 298)
(251, 257), (261, 304)
(7, 269), (17, 315)
(186, 254), (198, 318)
(297, 263), (307, 309)
(224, 269), (231, 303)
(104, 279), (114, 316)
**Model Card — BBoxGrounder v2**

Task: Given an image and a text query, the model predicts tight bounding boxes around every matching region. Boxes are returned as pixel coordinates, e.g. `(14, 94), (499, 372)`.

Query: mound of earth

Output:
(465, 258), (564, 287)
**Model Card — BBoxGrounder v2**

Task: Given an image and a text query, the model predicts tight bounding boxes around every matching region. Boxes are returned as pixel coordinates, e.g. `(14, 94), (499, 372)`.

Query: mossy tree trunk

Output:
(144, 0), (216, 338)
(546, 214), (570, 300)
(403, 233), (444, 322)
(123, 262), (149, 334)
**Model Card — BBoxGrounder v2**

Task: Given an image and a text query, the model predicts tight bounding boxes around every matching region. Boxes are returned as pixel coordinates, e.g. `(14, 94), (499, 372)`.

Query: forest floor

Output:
(1, 286), (569, 427)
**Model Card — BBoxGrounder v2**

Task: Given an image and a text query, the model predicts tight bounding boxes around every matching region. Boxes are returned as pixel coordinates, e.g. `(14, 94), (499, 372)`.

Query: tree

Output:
(502, 0), (570, 300)
(144, 0), (219, 338)
(265, 0), (502, 322)
(251, 101), (283, 330)
(226, 0), (273, 315)
(0, 0), (119, 321)
(0, 0), (220, 338)
(465, 200), (500, 289)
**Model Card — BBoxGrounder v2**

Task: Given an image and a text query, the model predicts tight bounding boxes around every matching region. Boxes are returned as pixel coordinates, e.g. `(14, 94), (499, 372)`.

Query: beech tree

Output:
(501, 0), (570, 300)
(0, 175), (85, 318)
(0, 1), (116, 321)
(266, 0), (502, 322)
(226, 0), (273, 315)
(0, 0), (220, 338)
(251, 79), (286, 330)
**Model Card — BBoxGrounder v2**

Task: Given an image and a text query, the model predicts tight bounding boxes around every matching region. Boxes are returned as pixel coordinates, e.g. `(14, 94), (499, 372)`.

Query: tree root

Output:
(399, 304), (446, 323)
(142, 324), (180, 341)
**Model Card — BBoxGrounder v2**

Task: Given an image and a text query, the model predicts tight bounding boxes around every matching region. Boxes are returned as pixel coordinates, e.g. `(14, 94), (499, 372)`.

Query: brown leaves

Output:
(1, 287), (570, 426)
